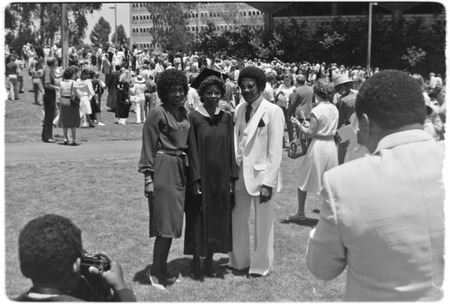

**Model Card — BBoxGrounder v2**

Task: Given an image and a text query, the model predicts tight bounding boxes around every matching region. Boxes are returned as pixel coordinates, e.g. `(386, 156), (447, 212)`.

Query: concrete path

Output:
(5, 140), (142, 165)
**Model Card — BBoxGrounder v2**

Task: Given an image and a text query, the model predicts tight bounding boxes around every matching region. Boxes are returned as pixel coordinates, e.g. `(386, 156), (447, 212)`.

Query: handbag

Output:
(288, 132), (310, 159)
(70, 81), (80, 106)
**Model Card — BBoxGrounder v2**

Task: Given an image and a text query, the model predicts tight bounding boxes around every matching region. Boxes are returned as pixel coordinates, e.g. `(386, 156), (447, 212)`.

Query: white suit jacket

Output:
(234, 98), (285, 196)
(306, 129), (445, 301)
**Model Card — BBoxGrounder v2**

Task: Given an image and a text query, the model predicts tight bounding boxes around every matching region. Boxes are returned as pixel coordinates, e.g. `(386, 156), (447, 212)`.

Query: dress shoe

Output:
(44, 139), (56, 143)
(71, 141), (78, 146)
(147, 272), (166, 290)
(246, 273), (264, 279)
(189, 260), (202, 279)
(203, 258), (217, 277)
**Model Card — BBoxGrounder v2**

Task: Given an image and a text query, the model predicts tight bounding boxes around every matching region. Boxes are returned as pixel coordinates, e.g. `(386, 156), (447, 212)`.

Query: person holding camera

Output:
(14, 214), (137, 302)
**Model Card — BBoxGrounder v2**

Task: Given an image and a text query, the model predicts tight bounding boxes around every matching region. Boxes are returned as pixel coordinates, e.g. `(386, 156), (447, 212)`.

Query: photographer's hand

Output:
(89, 252), (127, 292)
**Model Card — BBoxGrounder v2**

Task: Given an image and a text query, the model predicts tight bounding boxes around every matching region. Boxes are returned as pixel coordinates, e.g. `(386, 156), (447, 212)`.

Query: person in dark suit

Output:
(14, 214), (136, 302)
(106, 65), (122, 111)
(287, 74), (314, 141)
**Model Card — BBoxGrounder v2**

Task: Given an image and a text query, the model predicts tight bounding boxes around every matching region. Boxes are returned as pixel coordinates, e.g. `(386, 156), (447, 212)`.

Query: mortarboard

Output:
(190, 68), (229, 89)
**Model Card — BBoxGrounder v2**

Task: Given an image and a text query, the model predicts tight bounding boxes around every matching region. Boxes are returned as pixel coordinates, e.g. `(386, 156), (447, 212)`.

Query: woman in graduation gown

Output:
(184, 73), (238, 277)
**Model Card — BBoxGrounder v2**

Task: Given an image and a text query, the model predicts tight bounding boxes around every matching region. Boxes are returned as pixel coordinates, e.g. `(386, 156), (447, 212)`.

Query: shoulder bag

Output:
(70, 81), (80, 106)
(288, 131), (310, 159)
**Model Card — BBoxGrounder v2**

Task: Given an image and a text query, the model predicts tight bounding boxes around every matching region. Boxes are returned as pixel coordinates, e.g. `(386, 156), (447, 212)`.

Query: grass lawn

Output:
(3, 75), (346, 301)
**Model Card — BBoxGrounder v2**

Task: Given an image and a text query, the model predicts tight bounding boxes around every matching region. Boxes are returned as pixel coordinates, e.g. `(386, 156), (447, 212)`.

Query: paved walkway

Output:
(5, 140), (142, 165)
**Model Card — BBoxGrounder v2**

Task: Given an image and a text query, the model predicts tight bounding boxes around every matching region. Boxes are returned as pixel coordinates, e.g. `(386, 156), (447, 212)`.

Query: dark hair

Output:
(313, 79), (334, 101)
(18, 214), (82, 282)
(156, 69), (188, 103)
(80, 69), (91, 80)
(238, 66), (266, 92)
(46, 57), (57, 67)
(198, 76), (226, 103)
(356, 70), (426, 131)
(63, 68), (73, 80)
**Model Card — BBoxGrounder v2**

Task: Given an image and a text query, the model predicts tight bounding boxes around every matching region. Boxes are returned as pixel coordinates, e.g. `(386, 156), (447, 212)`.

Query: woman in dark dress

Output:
(138, 69), (190, 290)
(116, 70), (133, 125)
(184, 75), (238, 277)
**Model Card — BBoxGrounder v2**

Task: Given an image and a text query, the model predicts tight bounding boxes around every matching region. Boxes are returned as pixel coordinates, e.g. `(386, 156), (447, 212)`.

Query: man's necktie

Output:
(245, 104), (252, 123)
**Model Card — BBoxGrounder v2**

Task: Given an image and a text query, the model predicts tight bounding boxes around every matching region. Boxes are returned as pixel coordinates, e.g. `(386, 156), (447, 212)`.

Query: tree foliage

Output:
(144, 3), (195, 51)
(111, 25), (129, 46)
(89, 16), (111, 47)
(5, 3), (102, 52)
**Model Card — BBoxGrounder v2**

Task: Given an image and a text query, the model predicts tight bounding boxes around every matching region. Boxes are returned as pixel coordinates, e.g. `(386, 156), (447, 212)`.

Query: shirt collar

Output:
(373, 129), (434, 154)
(247, 94), (263, 111)
(196, 103), (220, 117)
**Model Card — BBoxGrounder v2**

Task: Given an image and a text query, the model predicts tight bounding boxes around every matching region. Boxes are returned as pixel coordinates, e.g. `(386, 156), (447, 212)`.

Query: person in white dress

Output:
(289, 79), (339, 221)
(74, 69), (95, 128)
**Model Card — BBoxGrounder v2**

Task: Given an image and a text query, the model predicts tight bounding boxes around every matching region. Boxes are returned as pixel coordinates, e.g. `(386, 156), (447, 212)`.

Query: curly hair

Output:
(238, 66), (266, 92)
(19, 214), (82, 282)
(356, 70), (426, 131)
(198, 76), (225, 103)
(313, 79), (334, 101)
(80, 68), (91, 80)
(156, 69), (188, 103)
(63, 68), (73, 80)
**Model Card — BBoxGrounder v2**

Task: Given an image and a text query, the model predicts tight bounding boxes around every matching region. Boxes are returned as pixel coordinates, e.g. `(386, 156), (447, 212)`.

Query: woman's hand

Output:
(230, 181), (235, 194)
(145, 181), (154, 197)
(191, 181), (202, 195)
(291, 116), (301, 127)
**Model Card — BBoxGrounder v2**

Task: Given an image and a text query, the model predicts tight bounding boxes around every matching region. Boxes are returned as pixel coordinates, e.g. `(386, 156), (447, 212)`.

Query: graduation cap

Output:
(190, 68), (229, 89)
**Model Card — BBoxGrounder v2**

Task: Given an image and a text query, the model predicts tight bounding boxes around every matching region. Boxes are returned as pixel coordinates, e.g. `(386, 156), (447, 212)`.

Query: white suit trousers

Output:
(228, 169), (274, 276)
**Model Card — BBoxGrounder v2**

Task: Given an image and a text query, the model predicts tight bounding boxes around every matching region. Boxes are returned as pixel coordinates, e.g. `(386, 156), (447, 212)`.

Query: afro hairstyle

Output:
(18, 214), (83, 282)
(156, 69), (189, 104)
(238, 66), (267, 92)
(355, 70), (426, 131)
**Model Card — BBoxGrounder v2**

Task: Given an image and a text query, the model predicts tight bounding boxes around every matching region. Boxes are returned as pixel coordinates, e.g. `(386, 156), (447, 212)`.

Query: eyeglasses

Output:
(204, 90), (222, 97)
(239, 84), (256, 91)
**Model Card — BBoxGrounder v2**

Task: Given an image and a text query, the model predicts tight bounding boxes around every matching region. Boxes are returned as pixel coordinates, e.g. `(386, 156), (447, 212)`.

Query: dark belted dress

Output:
(138, 104), (190, 238)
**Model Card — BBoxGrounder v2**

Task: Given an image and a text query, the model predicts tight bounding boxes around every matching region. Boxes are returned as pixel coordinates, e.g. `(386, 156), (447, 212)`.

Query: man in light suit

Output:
(227, 66), (285, 277)
(306, 70), (445, 301)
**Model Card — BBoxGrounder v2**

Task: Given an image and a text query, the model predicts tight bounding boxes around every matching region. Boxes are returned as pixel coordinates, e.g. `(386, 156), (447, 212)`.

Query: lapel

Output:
(242, 99), (268, 146)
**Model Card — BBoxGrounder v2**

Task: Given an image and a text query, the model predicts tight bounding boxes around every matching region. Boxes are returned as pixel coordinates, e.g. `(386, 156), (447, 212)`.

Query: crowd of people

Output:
(8, 41), (446, 301)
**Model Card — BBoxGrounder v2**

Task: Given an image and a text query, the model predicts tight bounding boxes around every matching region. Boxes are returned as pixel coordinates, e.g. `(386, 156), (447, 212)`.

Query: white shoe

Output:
(97, 122), (105, 126)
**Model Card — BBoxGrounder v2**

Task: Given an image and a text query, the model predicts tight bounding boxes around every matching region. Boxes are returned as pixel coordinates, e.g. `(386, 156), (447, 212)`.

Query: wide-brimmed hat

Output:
(135, 75), (145, 83)
(333, 74), (354, 87)
(54, 67), (64, 78)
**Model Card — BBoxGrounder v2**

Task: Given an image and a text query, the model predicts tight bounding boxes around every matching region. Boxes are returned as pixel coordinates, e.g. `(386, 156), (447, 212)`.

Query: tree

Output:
(90, 17), (111, 47)
(144, 3), (195, 51)
(111, 24), (128, 46)
(5, 3), (102, 48)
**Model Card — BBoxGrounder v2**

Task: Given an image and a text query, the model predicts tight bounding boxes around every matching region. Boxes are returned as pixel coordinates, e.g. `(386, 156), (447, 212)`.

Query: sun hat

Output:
(332, 74), (355, 87)
(135, 75), (145, 84)
(54, 67), (64, 78)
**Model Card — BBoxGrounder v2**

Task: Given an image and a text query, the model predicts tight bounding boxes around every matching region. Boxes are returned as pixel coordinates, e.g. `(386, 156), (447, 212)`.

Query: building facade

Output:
(129, 2), (264, 50)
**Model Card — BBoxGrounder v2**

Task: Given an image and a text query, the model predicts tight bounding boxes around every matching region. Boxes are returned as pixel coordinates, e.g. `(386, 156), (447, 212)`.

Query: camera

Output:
(73, 252), (114, 301)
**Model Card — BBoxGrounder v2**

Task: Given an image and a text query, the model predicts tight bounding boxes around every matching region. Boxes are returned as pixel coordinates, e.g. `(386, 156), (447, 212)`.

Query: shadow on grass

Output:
(279, 217), (318, 228)
(133, 256), (248, 285)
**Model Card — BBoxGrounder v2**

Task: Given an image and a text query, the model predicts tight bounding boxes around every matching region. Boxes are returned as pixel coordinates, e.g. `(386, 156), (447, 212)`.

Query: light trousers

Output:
(228, 168), (274, 276)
